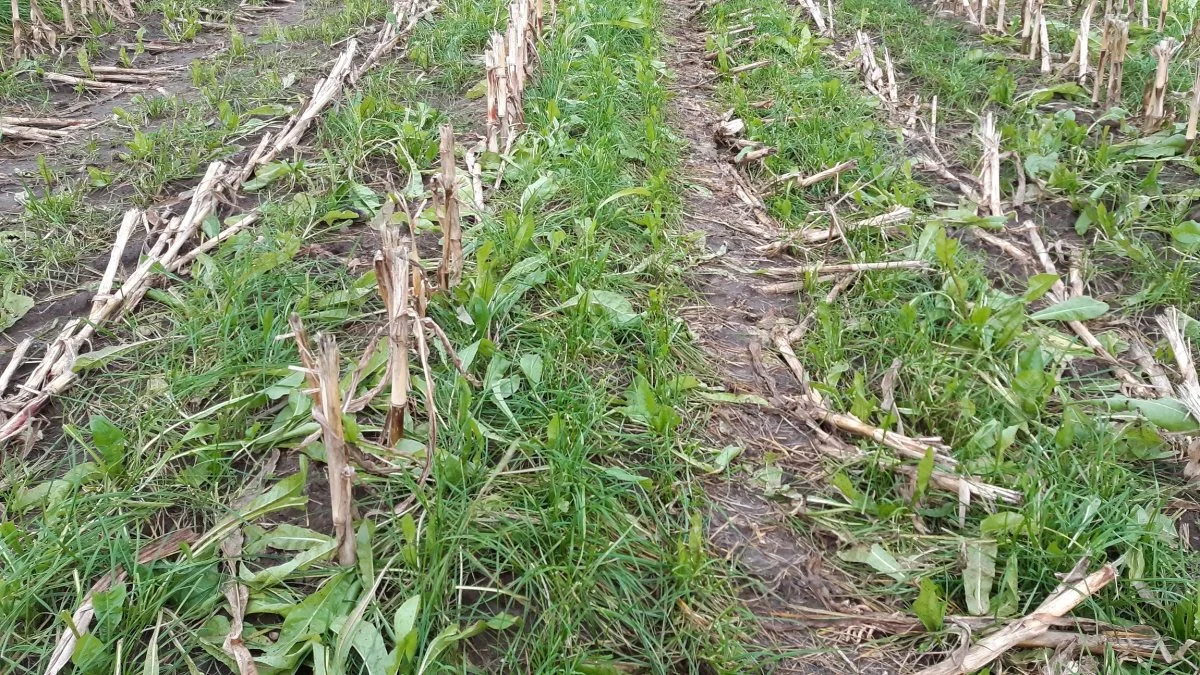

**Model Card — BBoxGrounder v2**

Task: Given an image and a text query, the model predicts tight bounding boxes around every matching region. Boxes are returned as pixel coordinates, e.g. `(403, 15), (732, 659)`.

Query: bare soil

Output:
(661, 1), (898, 671)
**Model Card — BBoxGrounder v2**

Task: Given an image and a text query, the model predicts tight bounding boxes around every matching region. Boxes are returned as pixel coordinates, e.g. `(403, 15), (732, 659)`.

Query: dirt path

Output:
(660, 2), (882, 672)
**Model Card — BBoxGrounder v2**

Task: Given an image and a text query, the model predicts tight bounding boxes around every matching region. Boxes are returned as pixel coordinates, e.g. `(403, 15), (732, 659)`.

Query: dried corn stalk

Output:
(376, 223), (413, 447)
(1064, 0), (1098, 82)
(1187, 62), (1200, 149)
(435, 125), (463, 290)
(978, 113), (1003, 217)
(290, 317), (356, 566)
(855, 32), (891, 103)
(483, 0), (544, 156)
(1141, 37), (1180, 131)
(1024, 0), (1051, 72)
(1092, 17), (1129, 108)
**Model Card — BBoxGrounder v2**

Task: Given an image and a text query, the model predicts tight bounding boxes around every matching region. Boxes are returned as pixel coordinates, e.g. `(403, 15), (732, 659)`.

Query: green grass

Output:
(705, 0), (1200, 667)
(2, 0), (757, 672)
(6, 0), (1200, 670)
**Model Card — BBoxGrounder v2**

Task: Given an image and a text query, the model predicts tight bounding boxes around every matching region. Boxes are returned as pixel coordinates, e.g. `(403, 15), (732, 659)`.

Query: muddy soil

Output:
(661, 1), (899, 672)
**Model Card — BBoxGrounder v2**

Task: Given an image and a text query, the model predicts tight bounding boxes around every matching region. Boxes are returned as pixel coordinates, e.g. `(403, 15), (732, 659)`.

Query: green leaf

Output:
(243, 161), (291, 191)
(518, 353), (543, 386)
(837, 543), (906, 581)
(194, 460), (309, 555)
(392, 595), (421, 664)
(913, 578), (946, 631)
(465, 77), (487, 100)
(588, 290), (639, 326)
(594, 186), (652, 215)
(263, 573), (358, 664)
(92, 579), (127, 630)
(963, 540), (998, 615)
(73, 338), (163, 372)
(0, 290), (33, 332)
(1023, 273), (1059, 302)
(1029, 296), (1108, 322)
(618, 375), (680, 433)
(980, 512), (1025, 536)
(89, 414), (126, 469)
(71, 633), (106, 670)
(346, 619), (390, 675)
(519, 174), (558, 213)
(602, 466), (652, 490)
(239, 538), (337, 588)
(1097, 395), (1200, 432)
(991, 553), (1020, 617)
(356, 520), (375, 587)
(244, 524), (333, 554)
(1023, 152), (1059, 178)
(1171, 221), (1200, 247)
(12, 479), (72, 512)
(915, 448), (935, 500)
(709, 445), (742, 473)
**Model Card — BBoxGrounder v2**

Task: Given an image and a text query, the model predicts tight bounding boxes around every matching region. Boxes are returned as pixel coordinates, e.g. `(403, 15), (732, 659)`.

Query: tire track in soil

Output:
(662, 2), (894, 672)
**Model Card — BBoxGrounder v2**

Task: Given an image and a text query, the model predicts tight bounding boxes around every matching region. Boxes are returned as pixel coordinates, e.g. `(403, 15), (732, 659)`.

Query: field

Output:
(3, 0), (1200, 670)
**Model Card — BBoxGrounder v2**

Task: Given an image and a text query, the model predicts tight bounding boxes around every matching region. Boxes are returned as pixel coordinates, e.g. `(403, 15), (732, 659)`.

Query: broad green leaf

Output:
(0, 290), (33, 332)
(1171, 221), (1200, 247)
(416, 616), (519, 675)
(594, 186), (652, 215)
(263, 573), (358, 663)
(71, 633), (106, 670)
(709, 445), (742, 473)
(991, 554), (1020, 617)
(393, 595), (422, 665)
(89, 415), (126, 469)
(12, 479), (72, 512)
(356, 520), (375, 587)
(1098, 395), (1200, 432)
(913, 578), (946, 631)
(518, 353), (543, 386)
(830, 471), (860, 503)
(240, 539), (337, 588)
(194, 459), (309, 555)
(243, 161), (291, 191)
(72, 338), (162, 372)
(837, 543), (906, 581)
(963, 540), (998, 616)
(345, 619), (390, 675)
(465, 77), (487, 99)
(243, 524), (332, 555)
(980, 512), (1025, 536)
(915, 448), (935, 500)
(92, 580), (127, 629)
(1022, 273), (1059, 302)
(1029, 296), (1108, 322)
(674, 445), (743, 474)
(588, 290), (639, 326)
(602, 466), (652, 490)
(1023, 152), (1059, 178)
(519, 174), (558, 213)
